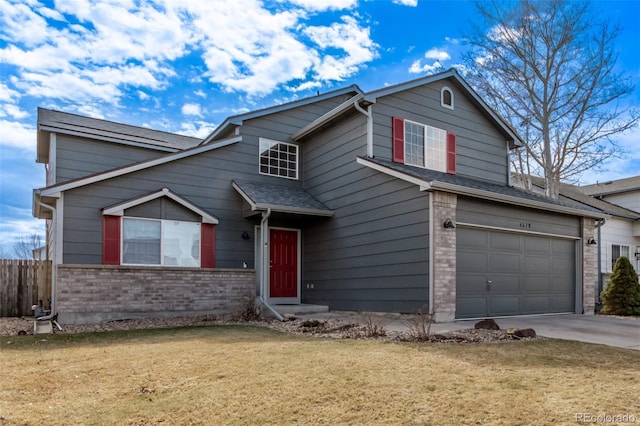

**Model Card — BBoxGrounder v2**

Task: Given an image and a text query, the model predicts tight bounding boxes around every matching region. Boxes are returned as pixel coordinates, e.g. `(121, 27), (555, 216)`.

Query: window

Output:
(403, 120), (447, 172)
(122, 218), (200, 267)
(441, 87), (454, 109)
(611, 244), (629, 270)
(259, 138), (298, 179)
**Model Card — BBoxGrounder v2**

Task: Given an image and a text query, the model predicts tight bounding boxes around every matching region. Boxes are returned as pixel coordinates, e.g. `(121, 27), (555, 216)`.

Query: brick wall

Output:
(582, 218), (598, 315)
(432, 191), (457, 322)
(55, 265), (256, 324)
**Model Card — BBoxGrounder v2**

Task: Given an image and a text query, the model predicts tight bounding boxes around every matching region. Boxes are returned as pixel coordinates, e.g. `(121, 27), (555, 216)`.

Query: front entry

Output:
(269, 228), (299, 300)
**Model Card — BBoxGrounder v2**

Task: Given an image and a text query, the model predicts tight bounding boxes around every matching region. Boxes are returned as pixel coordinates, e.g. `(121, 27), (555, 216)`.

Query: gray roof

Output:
(232, 180), (333, 217)
(580, 176), (640, 197)
(521, 175), (640, 220)
(364, 157), (605, 217)
(37, 108), (202, 163)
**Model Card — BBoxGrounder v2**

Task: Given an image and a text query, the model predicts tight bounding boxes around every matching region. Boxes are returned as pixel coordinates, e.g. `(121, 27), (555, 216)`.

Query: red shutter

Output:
(392, 117), (405, 163)
(201, 224), (216, 268)
(446, 132), (456, 175)
(102, 215), (121, 265)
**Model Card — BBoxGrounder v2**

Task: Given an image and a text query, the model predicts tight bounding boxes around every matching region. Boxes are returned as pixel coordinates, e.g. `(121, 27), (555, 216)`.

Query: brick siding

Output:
(432, 191), (457, 322)
(55, 265), (255, 324)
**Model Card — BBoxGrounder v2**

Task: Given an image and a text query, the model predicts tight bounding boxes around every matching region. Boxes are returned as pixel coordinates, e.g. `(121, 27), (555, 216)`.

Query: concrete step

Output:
(271, 304), (329, 316)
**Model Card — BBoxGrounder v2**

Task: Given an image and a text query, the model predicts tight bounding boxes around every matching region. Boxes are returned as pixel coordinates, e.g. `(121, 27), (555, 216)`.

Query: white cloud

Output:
(181, 103), (203, 117)
(424, 48), (450, 62)
(409, 59), (444, 74)
(178, 120), (214, 138)
(392, 0), (418, 6)
(194, 90), (207, 98)
(0, 104), (29, 119)
(286, 0), (357, 11)
(0, 120), (36, 150)
(0, 83), (21, 103)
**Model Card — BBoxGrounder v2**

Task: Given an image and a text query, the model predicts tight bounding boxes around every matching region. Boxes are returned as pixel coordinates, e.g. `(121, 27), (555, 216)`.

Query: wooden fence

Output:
(0, 259), (52, 317)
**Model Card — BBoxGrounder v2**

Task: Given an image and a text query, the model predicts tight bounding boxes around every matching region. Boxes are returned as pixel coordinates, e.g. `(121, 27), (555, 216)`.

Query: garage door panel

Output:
(457, 297), (487, 318)
(488, 296), (520, 316)
(489, 253), (521, 272)
(524, 255), (551, 273)
(490, 233), (521, 251)
(457, 228), (576, 319)
(524, 276), (550, 292)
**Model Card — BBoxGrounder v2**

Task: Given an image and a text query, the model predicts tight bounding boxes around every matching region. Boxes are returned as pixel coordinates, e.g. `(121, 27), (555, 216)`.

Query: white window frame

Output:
(122, 217), (201, 267)
(441, 86), (454, 110)
(259, 138), (299, 180)
(611, 244), (630, 270)
(403, 119), (447, 173)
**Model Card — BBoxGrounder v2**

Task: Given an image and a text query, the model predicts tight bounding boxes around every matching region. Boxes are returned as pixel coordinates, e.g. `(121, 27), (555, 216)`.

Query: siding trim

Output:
(38, 136), (242, 197)
(292, 94), (364, 141)
(102, 187), (219, 224)
(456, 221), (582, 240)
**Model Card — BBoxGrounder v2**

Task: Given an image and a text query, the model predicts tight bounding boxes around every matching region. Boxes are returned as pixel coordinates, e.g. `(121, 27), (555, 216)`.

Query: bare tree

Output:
(12, 234), (43, 259)
(462, 0), (638, 198)
(0, 243), (10, 259)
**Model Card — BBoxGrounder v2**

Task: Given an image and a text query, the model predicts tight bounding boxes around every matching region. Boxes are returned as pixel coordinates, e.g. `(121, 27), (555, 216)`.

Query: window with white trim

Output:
(404, 120), (447, 172)
(259, 138), (298, 179)
(611, 244), (629, 270)
(123, 218), (200, 266)
(441, 87), (454, 109)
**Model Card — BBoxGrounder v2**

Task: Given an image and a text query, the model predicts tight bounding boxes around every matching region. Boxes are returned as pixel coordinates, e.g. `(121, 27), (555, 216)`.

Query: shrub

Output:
(403, 304), (435, 341)
(600, 256), (640, 316)
(238, 298), (262, 322)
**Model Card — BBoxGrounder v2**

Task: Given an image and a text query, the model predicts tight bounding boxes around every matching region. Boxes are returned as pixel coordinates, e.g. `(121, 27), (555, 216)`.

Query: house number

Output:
(519, 222), (531, 229)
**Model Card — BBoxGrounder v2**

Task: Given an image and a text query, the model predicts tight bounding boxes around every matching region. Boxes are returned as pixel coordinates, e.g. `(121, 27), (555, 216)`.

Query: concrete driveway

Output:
(459, 314), (640, 351)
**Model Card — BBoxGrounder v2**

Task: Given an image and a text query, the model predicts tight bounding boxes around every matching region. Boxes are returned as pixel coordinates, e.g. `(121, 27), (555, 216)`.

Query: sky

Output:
(0, 0), (639, 254)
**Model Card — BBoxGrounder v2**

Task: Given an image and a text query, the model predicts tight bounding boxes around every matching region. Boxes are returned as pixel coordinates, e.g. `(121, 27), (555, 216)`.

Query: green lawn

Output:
(1, 325), (638, 425)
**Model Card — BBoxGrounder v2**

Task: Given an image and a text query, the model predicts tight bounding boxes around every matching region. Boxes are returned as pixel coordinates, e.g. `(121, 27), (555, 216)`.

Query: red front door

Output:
(270, 229), (298, 298)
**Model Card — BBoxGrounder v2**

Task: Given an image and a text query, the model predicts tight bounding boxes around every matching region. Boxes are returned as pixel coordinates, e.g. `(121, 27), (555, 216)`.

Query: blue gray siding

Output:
(302, 114), (430, 312)
(371, 78), (510, 185)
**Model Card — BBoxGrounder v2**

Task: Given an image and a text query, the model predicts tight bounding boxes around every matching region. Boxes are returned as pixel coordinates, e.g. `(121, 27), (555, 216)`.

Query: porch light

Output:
(587, 237), (597, 245)
(443, 218), (455, 229)
(242, 231), (250, 240)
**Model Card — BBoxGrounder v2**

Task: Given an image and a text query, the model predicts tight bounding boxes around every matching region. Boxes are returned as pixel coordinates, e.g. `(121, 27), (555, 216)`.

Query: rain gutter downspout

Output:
(428, 192), (434, 315)
(36, 200), (57, 322)
(259, 208), (284, 321)
(353, 100), (373, 157)
(595, 217), (606, 304)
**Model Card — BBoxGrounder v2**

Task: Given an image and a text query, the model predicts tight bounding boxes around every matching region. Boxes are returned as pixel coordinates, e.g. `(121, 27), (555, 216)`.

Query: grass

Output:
(1, 325), (639, 425)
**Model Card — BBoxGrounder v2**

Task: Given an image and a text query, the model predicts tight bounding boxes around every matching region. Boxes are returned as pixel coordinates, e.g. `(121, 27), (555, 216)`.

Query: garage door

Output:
(456, 227), (576, 319)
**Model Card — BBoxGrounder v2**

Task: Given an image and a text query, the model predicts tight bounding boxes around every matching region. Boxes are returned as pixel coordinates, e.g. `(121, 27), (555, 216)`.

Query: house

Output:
(33, 69), (606, 324)
(580, 177), (640, 295)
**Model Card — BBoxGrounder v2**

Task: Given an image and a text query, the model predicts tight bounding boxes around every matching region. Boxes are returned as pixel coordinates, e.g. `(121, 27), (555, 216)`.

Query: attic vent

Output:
(441, 87), (454, 110)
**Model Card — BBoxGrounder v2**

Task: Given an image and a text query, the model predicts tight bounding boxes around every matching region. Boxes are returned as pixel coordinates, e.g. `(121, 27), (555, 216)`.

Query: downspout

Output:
(259, 208), (284, 321)
(353, 100), (373, 157)
(428, 192), (434, 315)
(595, 218), (606, 304)
(35, 200), (57, 322)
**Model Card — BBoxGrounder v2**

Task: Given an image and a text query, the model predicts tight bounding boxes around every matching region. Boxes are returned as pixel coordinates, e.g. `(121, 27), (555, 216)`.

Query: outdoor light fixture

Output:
(242, 231), (250, 240)
(587, 237), (597, 245)
(443, 218), (455, 229)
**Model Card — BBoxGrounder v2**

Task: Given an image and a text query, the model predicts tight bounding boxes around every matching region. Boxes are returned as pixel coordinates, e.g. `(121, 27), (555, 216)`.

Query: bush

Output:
(600, 256), (640, 316)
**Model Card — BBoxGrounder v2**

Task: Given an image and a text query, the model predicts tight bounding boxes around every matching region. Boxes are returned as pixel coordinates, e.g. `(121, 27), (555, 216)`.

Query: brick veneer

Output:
(432, 191), (457, 322)
(56, 265), (255, 324)
(582, 218), (597, 315)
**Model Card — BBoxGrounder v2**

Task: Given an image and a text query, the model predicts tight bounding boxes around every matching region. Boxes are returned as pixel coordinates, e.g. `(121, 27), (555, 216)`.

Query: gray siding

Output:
(302, 115), (430, 312)
(56, 134), (167, 183)
(371, 78), (510, 185)
(457, 197), (582, 237)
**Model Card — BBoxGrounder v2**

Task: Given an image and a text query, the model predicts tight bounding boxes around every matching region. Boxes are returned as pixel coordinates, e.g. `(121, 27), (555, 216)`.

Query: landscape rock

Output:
(513, 328), (536, 338)
(474, 319), (500, 330)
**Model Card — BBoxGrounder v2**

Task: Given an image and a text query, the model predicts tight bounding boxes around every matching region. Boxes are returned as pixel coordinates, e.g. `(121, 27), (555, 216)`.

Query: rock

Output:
(300, 319), (324, 328)
(514, 328), (536, 338)
(506, 327), (519, 334)
(474, 319), (500, 330)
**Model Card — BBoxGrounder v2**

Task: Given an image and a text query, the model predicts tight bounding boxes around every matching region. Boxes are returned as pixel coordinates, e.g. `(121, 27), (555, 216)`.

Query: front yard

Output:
(1, 325), (638, 425)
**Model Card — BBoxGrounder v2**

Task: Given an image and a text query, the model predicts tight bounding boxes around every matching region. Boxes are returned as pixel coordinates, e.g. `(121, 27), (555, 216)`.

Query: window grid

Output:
(259, 139), (298, 179)
(404, 120), (447, 173)
(611, 244), (629, 270)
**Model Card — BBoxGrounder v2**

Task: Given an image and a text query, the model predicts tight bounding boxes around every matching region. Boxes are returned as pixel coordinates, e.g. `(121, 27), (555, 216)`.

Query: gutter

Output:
(35, 200), (58, 322)
(259, 208), (284, 321)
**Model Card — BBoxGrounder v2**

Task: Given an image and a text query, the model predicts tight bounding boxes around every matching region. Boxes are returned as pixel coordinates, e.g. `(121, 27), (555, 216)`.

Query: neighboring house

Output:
(580, 177), (640, 293)
(32, 245), (47, 260)
(515, 175), (640, 302)
(33, 69), (606, 324)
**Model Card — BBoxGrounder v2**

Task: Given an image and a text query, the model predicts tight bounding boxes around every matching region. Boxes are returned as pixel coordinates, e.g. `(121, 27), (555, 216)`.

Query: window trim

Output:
(611, 244), (630, 270)
(258, 138), (299, 180)
(402, 119), (448, 173)
(441, 86), (454, 110)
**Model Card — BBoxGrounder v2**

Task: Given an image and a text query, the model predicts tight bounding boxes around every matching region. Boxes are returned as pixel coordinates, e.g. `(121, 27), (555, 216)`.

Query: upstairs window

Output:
(259, 138), (298, 179)
(392, 117), (456, 174)
(441, 87), (454, 110)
